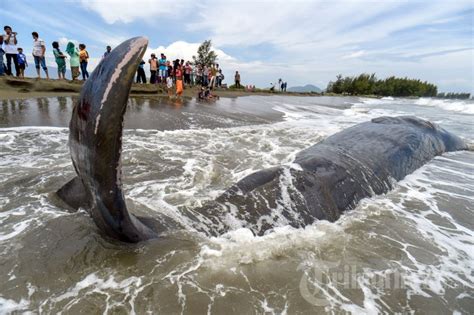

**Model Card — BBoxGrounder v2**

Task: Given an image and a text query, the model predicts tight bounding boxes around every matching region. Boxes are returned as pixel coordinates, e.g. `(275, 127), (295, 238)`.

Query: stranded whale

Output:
(57, 37), (468, 242)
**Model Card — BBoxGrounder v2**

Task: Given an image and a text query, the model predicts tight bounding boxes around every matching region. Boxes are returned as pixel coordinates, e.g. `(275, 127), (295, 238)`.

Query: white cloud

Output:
(76, 0), (474, 92)
(342, 50), (366, 59)
(79, 0), (192, 24)
(146, 41), (235, 63)
(137, 40), (238, 83)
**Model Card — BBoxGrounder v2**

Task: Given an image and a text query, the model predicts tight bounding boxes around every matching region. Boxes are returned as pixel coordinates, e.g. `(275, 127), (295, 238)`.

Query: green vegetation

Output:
(437, 92), (471, 99)
(326, 73), (437, 97)
(228, 84), (245, 90)
(192, 40), (218, 66)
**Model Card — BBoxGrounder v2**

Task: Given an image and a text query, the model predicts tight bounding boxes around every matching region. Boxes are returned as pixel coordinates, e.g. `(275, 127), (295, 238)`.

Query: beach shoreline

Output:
(0, 76), (349, 100)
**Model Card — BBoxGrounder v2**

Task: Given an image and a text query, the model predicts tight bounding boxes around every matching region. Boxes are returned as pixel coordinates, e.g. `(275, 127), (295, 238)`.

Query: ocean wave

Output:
(415, 98), (474, 114)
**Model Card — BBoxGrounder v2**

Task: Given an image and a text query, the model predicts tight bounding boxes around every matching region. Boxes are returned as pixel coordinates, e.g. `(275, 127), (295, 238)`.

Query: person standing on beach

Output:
(215, 64), (220, 87)
(209, 64), (217, 89)
(16, 48), (27, 78)
(78, 44), (89, 80)
(103, 46), (112, 58)
(234, 71), (241, 88)
(172, 59), (180, 82)
(184, 61), (192, 85)
(32, 32), (49, 79)
(218, 69), (224, 87)
(3, 26), (19, 76)
(195, 64), (202, 86)
(190, 64), (196, 85)
(52, 41), (67, 80)
(202, 64), (209, 86)
(0, 35), (4, 76)
(158, 53), (167, 82)
(148, 53), (158, 84)
(175, 63), (184, 98)
(66, 42), (80, 80)
(136, 60), (146, 84)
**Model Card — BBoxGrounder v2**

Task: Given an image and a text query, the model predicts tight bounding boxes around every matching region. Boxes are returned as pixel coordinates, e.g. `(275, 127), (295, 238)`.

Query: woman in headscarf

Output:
(66, 42), (80, 80)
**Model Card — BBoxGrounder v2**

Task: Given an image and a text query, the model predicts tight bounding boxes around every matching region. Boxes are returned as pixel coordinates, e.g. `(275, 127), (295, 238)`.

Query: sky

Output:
(2, 0), (473, 93)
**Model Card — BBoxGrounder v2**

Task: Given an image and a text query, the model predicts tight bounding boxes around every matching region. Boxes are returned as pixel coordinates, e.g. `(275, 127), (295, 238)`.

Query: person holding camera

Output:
(3, 25), (19, 76)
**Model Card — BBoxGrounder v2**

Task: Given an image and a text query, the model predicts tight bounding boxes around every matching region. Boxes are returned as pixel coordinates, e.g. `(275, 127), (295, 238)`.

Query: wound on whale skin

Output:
(56, 37), (468, 243)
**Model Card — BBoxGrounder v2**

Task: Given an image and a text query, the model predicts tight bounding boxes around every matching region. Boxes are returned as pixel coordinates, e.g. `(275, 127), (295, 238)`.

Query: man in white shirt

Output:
(3, 25), (19, 76)
(32, 31), (49, 79)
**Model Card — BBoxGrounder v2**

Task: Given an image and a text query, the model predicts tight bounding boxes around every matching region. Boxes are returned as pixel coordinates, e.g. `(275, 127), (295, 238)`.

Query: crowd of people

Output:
(0, 25), (93, 81)
(141, 53), (228, 99)
(270, 78), (287, 92)
(0, 25), (298, 99)
(1, 25), (247, 100)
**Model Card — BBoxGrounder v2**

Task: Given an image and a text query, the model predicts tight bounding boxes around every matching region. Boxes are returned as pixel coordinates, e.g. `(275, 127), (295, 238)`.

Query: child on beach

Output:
(52, 41), (67, 80)
(66, 42), (80, 80)
(78, 44), (89, 80)
(166, 75), (173, 97)
(16, 48), (27, 78)
(167, 61), (173, 83)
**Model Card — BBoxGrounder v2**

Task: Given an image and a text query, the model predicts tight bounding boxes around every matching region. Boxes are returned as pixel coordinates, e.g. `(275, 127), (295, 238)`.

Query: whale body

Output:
(196, 116), (467, 236)
(57, 37), (467, 242)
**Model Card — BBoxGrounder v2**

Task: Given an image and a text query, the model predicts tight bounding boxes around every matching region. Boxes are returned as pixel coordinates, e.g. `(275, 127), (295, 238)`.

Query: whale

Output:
(57, 37), (468, 242)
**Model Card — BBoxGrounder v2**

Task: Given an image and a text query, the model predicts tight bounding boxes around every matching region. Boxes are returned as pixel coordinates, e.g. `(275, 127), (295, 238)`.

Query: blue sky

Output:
(3, 0), (473, 93)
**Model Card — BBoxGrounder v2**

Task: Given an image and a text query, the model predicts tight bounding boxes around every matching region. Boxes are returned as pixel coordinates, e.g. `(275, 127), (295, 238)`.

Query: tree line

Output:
(326, 73), (438, 97)
(437, 92), (471, 99)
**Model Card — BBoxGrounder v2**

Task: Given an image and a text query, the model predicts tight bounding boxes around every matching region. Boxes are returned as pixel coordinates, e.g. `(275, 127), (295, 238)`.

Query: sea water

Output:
(0, 95), (472, 313)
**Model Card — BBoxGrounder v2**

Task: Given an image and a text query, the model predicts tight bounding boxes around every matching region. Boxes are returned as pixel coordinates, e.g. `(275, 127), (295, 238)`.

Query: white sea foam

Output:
(200, 222), (343, 266)
(415, 98), (474, 114)
(0, 297), (30, 314)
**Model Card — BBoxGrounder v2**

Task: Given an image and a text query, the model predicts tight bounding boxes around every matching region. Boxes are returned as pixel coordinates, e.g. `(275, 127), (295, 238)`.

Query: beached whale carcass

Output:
(56, 37), (468, 242)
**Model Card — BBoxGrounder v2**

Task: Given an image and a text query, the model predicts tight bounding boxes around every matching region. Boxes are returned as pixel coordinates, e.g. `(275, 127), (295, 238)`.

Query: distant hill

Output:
(287, 84), (322, 93)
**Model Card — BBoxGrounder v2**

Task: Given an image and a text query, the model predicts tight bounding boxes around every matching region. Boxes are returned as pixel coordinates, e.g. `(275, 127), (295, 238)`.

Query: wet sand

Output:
(0, 78), (358, 131)
(0, 96), (287, 130)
